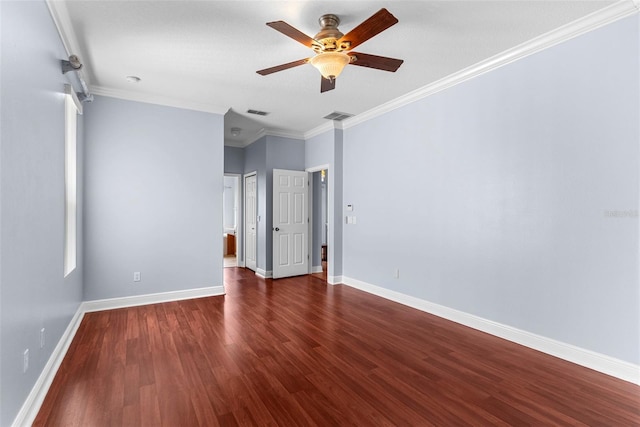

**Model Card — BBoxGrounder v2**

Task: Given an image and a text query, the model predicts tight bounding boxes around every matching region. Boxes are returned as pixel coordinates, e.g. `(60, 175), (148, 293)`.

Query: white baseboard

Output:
(12, 305), (85, 427)
(341, 276), (640, 385)
(328, 275), (343, 285)
(256, 269), (272, 279)
(83, 286), (225, 312)
(311, 265), (323, 274)
(237, 260), (245, 268)
(12, 285), (226, 426)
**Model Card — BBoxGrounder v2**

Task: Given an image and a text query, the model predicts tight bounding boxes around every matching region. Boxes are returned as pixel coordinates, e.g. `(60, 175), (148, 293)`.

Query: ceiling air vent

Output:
(247, 109), (269, 116)
(323, 111), (354, 121)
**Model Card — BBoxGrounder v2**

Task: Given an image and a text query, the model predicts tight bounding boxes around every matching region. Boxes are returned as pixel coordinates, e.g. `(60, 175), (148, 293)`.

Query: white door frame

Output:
(306, 164), (331, 281)
(243, 172), (257, 271)
(224, 173), (242, 266)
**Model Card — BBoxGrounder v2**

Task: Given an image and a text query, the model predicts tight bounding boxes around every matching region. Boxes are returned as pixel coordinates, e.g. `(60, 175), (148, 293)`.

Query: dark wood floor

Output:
(35, 268), (640, 426)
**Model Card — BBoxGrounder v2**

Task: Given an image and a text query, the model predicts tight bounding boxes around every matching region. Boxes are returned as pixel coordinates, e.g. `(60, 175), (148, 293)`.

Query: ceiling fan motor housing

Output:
(313, 14), (347, 53)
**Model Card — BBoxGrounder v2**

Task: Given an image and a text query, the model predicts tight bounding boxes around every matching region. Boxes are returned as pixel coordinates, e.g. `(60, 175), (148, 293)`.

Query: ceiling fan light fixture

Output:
(309, 52), (350, 80)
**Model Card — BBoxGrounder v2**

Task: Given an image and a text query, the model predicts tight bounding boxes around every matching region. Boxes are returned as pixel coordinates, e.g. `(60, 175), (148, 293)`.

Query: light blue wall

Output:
(342, 15), (640, 364)
(332, 130), (344, 278)
(305, 130), (334, 167)
(0, 1), (84, 425)
(224, 146), (244, 174)
(83, 96), (224, 300)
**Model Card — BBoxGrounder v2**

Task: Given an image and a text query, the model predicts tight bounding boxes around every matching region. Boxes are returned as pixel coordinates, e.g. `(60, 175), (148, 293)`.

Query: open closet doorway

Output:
(310, 169), (329, 281)
(223, 174), (240, 268)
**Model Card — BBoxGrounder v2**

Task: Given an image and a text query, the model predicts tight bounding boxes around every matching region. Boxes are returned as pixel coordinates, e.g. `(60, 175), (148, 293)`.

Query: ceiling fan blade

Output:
(266, 21), (316, 48)
(348, 52), (403, 72)
(338, 8), (398, 50)
(320, 76), (336, 93)
(257, 58), (309, 76)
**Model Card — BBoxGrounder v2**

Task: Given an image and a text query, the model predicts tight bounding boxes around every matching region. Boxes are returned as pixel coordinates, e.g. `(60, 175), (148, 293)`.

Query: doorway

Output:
(310, 168), (329, 282)
(244, 172), (257, 271)
(223, 174), (240, 268)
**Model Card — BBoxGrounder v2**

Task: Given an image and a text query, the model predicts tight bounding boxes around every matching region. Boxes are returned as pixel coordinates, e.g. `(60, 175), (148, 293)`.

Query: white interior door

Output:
(272, 169), (309, 279)
(244, 173), (257, 271)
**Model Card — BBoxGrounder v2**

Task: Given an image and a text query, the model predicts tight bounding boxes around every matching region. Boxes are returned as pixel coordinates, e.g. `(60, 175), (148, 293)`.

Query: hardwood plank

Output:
(138, 384), (161, 426)
(34, 267), (640, 426)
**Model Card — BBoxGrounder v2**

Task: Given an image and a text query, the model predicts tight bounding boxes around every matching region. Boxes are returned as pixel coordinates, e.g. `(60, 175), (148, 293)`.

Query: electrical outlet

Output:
(40, 328), (45, 348)
(23, 349), (29, 373)
(133, 272), (141, 282)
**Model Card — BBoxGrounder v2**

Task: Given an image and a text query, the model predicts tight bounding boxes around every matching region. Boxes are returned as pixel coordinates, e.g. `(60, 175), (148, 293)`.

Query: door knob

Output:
(273, 227), (280, 231)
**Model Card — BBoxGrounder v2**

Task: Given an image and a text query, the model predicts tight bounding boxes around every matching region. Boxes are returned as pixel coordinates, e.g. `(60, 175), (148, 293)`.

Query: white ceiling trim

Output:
(342, 0), (639, 131)
(240, 128), (268, 148)
(240, 127), (306, 148)
(224, 140), (245, 148)
(46, 1), (84, 71)
(235, 120), (337, 148)
(91, 85), (229, 115)
(264, 128), (306, 141)
(304, 122), (336, 140)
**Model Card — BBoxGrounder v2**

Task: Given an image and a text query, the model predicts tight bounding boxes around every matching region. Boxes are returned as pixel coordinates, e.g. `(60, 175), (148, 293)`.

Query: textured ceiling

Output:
(49, 1), (617, 146)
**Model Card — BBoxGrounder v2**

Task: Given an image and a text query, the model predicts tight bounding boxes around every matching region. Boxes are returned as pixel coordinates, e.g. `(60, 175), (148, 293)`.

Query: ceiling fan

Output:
(257, 8), (404, 93)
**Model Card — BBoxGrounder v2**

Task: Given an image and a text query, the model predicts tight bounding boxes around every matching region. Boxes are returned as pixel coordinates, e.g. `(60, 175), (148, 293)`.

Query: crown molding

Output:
(90, 86), (229, 115)
(303, 120), (347, 140)
(304, 122), (335, 140)
(46, 1), (81, 61)
(342, 0), (639, 130)
(234, 127), (306, 148)
(224, 140), (246, 148)
(245, 128), (267, 146)
(264, 128), (306, 141)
